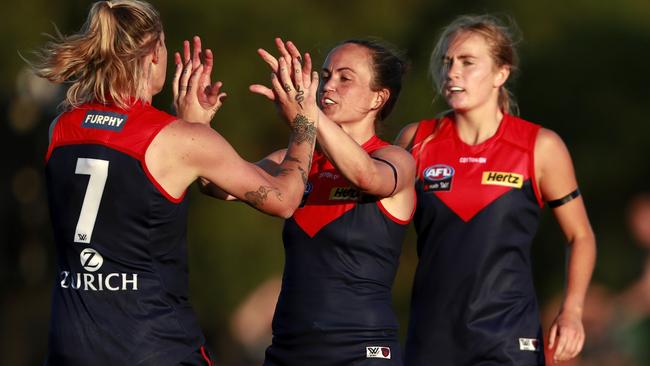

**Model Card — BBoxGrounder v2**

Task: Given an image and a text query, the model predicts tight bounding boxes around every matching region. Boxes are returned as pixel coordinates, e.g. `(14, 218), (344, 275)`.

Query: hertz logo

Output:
(481, 171), (523, 188)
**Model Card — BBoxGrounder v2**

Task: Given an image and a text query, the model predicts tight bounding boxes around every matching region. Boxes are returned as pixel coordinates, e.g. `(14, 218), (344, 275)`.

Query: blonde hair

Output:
(30, 0), (163, 109)
(430, 14), (520, 115)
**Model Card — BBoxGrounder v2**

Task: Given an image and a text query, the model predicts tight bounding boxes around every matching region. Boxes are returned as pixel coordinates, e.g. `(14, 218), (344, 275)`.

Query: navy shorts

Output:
(178, 345), (214, 366)
(264, 330), (402, 366)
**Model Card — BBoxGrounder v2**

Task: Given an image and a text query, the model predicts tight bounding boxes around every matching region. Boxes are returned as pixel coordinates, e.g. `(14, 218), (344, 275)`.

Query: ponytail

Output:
(29, 0), (162, 109)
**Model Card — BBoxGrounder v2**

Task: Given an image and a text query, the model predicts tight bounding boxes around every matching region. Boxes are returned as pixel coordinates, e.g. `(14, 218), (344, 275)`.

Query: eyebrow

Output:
(444, 54), (477, 60)
(322, 67), (357, 73)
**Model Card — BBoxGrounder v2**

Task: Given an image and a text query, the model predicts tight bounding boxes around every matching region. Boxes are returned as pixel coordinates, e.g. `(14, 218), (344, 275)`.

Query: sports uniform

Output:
(405, 114), (546, 366)
(264, 136), (412, 366)
(44, 101), (212, 366)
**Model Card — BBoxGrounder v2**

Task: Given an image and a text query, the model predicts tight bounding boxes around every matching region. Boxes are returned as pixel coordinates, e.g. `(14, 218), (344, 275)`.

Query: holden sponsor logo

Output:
(518, 338), (541, 352)
(422, 164), (454, 192)
(366, 346), (391, 359)
(481, 171), (523, 188)
(59, 247), (138, 291)
(329, 186), (360, 201)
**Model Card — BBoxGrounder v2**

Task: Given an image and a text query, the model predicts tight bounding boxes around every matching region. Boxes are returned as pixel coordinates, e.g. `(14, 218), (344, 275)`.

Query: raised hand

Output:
(268, 51), (319, 138)
(172, 36), (227, 124)
(250, 37), (313, 102)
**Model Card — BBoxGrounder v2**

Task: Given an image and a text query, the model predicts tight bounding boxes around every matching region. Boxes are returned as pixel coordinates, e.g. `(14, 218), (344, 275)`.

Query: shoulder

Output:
(394, 122), (420, 149)
(501, 114), (542, 149)
(535, 127), (568, 154)
(157, 119), (222, 147)
(372, 145), (416, 174)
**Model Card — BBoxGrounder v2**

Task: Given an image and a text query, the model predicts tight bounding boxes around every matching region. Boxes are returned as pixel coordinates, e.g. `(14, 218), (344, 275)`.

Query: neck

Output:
(453, 102), (503, 145)
(339, 115), (377, 145)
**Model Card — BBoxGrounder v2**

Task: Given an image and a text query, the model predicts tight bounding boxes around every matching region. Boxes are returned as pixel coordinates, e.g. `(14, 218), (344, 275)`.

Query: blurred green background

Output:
(2, 0), (649, 365)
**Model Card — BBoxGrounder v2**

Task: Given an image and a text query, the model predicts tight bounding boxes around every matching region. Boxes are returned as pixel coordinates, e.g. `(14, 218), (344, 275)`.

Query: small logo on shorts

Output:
(518, 338), (541, 352)
(366, 346), (391, 359)
(423, 164), (454, 192)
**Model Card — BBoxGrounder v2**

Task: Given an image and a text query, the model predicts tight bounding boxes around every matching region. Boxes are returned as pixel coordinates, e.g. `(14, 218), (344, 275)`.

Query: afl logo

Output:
(423, 164), (454, 192)
(424, 164), (454, 181)
(80, 248), (103, 272)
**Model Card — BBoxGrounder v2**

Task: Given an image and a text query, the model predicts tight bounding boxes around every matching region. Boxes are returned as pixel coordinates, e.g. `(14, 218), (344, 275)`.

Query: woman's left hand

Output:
(250, 37), (313, 102)
(251, 38), (319, 130)
(547, 309), (585, 363)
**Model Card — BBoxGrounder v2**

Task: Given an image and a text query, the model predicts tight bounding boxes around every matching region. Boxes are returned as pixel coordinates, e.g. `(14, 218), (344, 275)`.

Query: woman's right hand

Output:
(173, 36), (227, 125)
(251, 38), (319, 132)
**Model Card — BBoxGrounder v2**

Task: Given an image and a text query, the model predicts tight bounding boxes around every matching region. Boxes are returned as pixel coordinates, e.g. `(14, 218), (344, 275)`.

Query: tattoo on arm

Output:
(284, 155), (301, 164)
(272, 167), (292, 177)
(295, 87), (305, 109)
(244, 186), (282, 208)
(291, 114), (316, 145)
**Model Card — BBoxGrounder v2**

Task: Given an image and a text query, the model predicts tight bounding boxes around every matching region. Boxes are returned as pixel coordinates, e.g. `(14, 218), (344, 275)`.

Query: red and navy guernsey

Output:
(44, 101), (205, 366)
(265, 136), (412, 366)
(404, 114), (546, 366)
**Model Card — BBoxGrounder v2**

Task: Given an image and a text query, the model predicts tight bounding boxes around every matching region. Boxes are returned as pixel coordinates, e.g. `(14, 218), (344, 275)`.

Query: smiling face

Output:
(441, 31), (509, 113)
(319, 43), (383, 125)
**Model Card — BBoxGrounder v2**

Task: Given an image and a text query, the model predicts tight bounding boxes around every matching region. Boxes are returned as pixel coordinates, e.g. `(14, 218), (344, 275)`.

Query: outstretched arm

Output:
(148, 37), (318, 218)
(197, 149), (288, 201)
(536, 128), (596, 363)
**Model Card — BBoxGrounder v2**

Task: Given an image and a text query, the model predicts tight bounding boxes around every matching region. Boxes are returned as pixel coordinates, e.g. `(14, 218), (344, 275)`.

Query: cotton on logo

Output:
(366, 346), (391, 359)
(80, 248), (103, 272)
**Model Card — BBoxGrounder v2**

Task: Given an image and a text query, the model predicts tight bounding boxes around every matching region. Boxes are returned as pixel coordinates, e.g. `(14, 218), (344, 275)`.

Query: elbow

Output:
(275, 189), (303, 219)
(278, 207), (297, 219)
(275, 199), (299, 219)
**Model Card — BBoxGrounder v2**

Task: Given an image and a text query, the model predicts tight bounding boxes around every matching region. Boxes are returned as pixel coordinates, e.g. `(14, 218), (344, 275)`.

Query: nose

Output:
(446, 59), (460, 80)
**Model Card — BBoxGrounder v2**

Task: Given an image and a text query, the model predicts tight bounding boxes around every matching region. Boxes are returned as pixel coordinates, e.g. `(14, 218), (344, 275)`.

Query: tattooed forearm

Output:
(291, 114), (316, 145)
(244, 186), (282, 208)
(295, 87), (305, 109)
(272, 167), (292, 177)
(284, 155), (301, 164)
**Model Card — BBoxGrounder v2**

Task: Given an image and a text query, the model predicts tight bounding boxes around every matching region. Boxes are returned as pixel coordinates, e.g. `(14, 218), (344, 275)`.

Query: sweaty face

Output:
(442, 32), (507, 113)
(319, 43), (380, 125)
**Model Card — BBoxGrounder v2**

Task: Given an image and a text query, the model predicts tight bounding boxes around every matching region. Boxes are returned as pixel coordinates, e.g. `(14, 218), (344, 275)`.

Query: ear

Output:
(493, 65), (510, 88)
(371, 88), (390, 111)
(151, 43), (161, 64)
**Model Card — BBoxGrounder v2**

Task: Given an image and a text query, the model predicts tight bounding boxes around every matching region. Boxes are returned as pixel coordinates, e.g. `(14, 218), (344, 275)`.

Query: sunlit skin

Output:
(442, 31), (509, 145)
(395, 27), (596, 365)
(319, 43), (385, 142)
